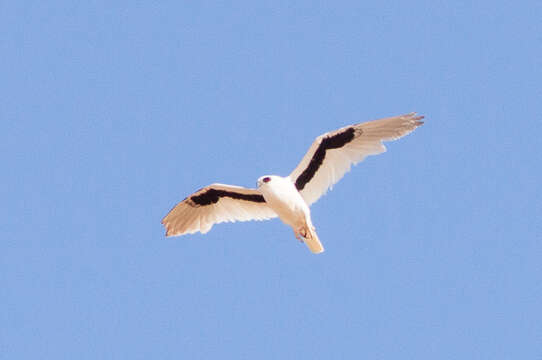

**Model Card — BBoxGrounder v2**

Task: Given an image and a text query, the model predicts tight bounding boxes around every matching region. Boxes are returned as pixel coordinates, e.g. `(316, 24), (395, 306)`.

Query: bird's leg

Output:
(293, 230), (304, 243)
(295, 227), (309, 243)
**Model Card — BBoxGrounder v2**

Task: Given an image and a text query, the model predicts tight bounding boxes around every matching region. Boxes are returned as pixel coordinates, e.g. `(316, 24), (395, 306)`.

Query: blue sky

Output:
(2, 1), (541, 358)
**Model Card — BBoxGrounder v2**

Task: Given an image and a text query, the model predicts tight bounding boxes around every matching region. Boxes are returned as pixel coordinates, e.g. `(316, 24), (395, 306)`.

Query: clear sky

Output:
(2, 1), (541, 359)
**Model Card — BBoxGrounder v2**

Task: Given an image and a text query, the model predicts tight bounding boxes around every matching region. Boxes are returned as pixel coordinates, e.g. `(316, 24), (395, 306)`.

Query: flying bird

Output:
(162, 113), (424, 254)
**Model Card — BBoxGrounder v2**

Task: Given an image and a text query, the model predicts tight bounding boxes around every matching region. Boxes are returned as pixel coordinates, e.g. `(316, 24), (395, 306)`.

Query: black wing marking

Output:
(294, 127), (358, 191)
(189, 188), (266, 206)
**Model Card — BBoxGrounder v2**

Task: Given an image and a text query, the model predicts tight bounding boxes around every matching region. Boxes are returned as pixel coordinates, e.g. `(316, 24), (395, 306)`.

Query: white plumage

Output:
(162, 112), (424, 254)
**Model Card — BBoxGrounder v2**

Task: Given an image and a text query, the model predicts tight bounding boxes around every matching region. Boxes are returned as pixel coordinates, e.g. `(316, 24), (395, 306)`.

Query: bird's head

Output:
(257, 175), (276, 188)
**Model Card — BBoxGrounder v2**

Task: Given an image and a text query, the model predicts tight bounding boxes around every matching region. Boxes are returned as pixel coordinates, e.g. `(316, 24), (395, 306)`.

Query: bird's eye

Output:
(263, 177), (271, 183)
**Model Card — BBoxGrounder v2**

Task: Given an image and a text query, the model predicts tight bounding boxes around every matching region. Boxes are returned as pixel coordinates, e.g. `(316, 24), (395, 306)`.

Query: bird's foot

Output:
(295, 227), (308, 243)
(293, 230), (304, 243)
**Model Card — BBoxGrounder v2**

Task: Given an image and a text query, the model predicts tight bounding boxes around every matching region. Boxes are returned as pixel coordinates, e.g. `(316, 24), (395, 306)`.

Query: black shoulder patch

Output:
(295, 127), (358, 191)
(189, 188), (266, 207)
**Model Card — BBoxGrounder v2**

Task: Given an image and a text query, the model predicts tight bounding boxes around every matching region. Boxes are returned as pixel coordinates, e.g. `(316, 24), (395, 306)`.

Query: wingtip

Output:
(162, 222), (177, 237)
(408, 112), (424, 119)
(408, 112), (425, 127)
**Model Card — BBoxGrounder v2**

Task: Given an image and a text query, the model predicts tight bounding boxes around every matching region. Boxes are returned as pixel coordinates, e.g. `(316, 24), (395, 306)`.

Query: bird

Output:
(161, 113), (424, 254)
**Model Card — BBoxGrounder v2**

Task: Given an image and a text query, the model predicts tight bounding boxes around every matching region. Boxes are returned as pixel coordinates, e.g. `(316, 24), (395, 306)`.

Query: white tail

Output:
(305, 226), (324, 254)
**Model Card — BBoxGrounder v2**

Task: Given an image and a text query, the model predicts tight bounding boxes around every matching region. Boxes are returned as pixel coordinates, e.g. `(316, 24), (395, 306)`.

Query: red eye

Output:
(263, 177), (271, 183)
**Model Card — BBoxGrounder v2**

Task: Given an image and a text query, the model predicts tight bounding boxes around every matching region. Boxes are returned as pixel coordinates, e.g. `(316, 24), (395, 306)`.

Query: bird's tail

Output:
(304, 225), (324, 254)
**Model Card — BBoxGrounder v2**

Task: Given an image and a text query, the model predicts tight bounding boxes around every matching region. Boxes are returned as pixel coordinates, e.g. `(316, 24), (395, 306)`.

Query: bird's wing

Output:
(289, 112), (424, 206)
(161, 183), (277, 236)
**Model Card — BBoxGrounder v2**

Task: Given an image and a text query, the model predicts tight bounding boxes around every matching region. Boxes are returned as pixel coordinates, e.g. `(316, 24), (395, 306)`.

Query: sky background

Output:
(2, 1), (541, 359)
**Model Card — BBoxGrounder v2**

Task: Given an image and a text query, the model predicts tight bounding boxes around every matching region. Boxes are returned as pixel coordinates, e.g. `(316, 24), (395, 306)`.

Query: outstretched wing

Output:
(289, 112), (424, 206)
(162, 183), (277, 236)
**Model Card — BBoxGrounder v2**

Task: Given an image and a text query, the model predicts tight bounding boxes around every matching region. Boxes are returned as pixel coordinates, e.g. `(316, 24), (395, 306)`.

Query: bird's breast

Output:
(259, 178), (309, 227)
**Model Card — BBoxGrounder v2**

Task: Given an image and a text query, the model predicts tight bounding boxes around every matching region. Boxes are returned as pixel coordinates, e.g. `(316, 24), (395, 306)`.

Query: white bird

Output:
(162, 113), (424, 254)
